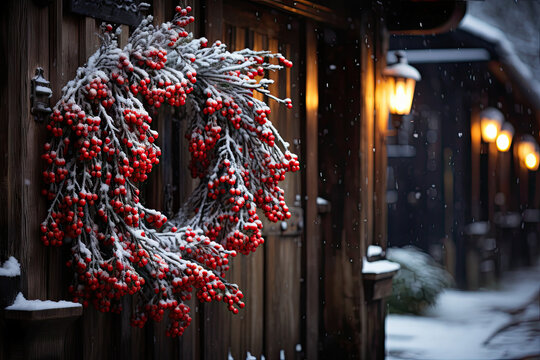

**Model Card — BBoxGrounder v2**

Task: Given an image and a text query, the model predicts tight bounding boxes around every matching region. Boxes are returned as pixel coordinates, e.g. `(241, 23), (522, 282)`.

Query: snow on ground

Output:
(386, 263), (540, 360)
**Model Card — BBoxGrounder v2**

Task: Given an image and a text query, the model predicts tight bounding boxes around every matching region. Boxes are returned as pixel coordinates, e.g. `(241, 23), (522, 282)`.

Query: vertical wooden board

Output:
(264, 235), (301, 359)
(317, 21), (365, 359)
(265, 33), (302, 360)
(179, 299), (201, 360)
(5, 0), (26, 290)
(82, 309), (115, 360)
(470, 109), (481, 220)
(304, 19), (320, 360)
(359, 13), (377, 359)
(0, 1), (9, 262)
(80, 17), (99, 65)
(21, 0), (49, 303)
(488, 142), (498, 222)
(204, 0), (223, 43)
(373, 20), (388, 250)
(245, 247), (265, 357)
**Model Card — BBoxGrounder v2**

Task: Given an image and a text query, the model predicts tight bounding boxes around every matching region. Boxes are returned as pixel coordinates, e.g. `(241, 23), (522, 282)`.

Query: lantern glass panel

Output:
(481, 118), (501, 142)
(387, 77), (416, 115)
(496, 131), (512, 152)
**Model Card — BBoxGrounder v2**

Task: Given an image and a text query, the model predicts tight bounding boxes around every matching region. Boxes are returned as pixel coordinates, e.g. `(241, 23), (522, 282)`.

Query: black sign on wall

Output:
(70, 0), (151, 27)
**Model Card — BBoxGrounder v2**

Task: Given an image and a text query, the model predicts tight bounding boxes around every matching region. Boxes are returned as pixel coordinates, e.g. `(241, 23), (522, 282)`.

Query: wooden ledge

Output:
(363, 259), (400, 301)
(3, 305), (82, 321)
(363, 268), (399, 282)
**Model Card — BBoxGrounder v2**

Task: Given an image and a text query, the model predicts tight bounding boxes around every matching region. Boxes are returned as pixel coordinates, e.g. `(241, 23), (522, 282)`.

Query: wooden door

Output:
(203, 2), (305, 359)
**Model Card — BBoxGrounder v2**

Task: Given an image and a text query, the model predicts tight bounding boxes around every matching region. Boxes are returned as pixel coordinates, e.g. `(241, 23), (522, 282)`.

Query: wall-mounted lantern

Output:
(516, 135), (540, 171)
(480, 107), (504, 143)
(496, 122), (514, 152)
(384, 51), (421, 128)
(31, 67), (53, 123)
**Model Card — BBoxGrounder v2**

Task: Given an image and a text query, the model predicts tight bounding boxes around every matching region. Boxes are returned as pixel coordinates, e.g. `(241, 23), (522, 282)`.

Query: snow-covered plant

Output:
(40, 5), (298, 337)
(386, 246), (454, 315)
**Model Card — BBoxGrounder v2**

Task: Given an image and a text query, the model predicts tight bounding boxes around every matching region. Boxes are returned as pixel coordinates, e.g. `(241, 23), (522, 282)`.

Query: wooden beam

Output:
(250, 0), (348, 29)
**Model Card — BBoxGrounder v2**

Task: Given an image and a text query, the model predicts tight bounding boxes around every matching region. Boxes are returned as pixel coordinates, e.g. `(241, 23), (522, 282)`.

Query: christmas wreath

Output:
(40, 5), (298, 337)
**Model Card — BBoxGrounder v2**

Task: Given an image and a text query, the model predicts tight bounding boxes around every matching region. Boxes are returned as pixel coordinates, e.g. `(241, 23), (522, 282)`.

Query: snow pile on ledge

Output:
(367, 245), (383, 258)
(5, 293), (82, 311)
(0, 256), (20, 277)
(362, 257), (400, 274)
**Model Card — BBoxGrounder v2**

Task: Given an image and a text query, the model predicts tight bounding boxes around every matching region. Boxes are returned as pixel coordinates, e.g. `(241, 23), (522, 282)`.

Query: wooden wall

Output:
(0, 0), (390, 359)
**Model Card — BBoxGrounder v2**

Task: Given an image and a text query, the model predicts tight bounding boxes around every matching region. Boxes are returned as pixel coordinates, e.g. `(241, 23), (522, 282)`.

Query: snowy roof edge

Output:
(459, 15), (540, 111)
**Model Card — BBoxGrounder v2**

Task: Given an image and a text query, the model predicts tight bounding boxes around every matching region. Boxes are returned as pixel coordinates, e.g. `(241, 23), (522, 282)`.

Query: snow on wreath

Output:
(40, 5), (298, 337)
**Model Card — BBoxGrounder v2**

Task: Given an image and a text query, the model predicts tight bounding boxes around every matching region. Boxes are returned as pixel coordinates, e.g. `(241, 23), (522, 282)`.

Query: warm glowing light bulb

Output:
(480, 108), (504, 143)
(496, 133), (511, 152)
(483, 123), (498, 142)
(525, 153), (538, 170)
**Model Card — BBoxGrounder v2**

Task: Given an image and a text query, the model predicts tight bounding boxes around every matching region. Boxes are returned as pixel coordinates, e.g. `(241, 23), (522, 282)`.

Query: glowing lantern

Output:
(384, 51), (421, 118)
(496, 122), (514, 152)
(480, 108), (504, 143)
(516, 135), (540, 171)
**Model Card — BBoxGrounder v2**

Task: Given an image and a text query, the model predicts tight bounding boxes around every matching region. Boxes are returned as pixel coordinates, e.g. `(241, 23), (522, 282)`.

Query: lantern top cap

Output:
(500, 121), (514, 135)
(519, 134), (538, 146)
(480, 107), (504, 124)
(383, 51), (421, 81)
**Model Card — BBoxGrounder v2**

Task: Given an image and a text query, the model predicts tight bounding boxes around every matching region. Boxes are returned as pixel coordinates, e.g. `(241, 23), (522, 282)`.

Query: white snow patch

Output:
(362, 258), (400, 274)
(459, 15), (540, 108)
(367, 245), (383, 258)
(465, 221), (490, 235)
(386, 263), (540, 359)
(316, 197), (329, 205)
(5, 292), (82, 311)
(0, 256), (20, 277)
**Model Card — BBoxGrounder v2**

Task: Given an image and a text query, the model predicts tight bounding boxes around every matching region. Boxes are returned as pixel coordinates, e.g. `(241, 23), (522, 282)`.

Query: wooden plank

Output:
(0, 0), (10, 263)
(488, 142), (498, 222)
(316, 22), (364, 359)
(21, 0), (49, 302)
(204, 0), (223, 43)
(5, 0), (27, 295)
(470, 109), (481, 220)
(304, 19), (319, 360)
(365, 300), (385, 360)
(264, 234), (301, 359)
(359, 11), (376, 360)
(373, 22), (388, 250)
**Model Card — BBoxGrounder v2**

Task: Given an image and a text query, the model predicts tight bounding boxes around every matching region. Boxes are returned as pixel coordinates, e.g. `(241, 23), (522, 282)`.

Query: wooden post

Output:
(488, 141), (498, 223)
(305, 20), (319, 360)
(470, 109), (482, 221)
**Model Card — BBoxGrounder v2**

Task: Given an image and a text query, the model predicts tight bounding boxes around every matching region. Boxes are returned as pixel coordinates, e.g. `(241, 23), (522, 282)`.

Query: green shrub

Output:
(386, 246), (454, 315)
